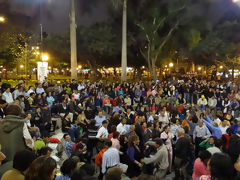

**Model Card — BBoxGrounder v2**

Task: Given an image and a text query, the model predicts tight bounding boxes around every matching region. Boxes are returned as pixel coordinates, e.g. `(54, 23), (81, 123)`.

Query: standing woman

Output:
(161, 125), (174, 172)
(25, 156), (57, 180)
(127, 135), (143, 178)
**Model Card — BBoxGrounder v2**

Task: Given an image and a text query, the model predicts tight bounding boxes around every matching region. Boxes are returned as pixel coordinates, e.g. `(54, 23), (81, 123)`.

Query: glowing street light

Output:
(169, 63), (174, 67)
(198, 67), (202, 71)
(220, 66), (223, 69)
(20, 65), (24, 69)
(0, 16), (5, 23)
(42, 54), (49, 61)
(78, 65), (82, 69)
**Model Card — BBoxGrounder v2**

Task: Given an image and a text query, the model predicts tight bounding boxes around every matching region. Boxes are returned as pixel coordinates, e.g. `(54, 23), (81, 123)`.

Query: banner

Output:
(37, 62), (48, 83)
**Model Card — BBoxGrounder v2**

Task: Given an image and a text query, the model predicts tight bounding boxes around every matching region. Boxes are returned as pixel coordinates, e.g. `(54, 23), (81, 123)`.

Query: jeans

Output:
(68, 128), (80, 142)
(184, 93), (190, 104)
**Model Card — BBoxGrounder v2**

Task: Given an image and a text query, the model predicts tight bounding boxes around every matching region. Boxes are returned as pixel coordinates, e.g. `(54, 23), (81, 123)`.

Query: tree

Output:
(111, 0), (128, 82)
(134, 0), (187, 80)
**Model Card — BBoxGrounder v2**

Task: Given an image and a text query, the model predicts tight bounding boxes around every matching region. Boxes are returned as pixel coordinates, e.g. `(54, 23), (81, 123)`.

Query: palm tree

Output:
(111, 0), (127, 82)
(70, 0), (78, 80)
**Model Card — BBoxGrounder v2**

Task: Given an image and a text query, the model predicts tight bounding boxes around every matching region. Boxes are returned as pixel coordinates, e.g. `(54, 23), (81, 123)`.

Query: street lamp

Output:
(42, 54), (49, 61)
(198, 67), (202, 71)
(20, 65), (24, 69)
(169, 63), (174, 67)
(220, 65), (223, 69)
(0, 16), (5, 23)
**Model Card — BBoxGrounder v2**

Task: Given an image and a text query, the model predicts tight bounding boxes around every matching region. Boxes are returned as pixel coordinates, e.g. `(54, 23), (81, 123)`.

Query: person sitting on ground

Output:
(1, 150), (36, 180)
(34, 131), (50, 154)
(63, 134), (75, 158)
(62, 112), (80, 142)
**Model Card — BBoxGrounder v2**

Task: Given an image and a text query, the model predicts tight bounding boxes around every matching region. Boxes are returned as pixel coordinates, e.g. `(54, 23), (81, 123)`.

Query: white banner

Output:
(37, 62), (48, 83)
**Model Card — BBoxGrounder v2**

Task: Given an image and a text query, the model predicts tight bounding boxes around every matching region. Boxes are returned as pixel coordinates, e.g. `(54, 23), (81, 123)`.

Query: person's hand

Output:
(138, 163), (143, 168)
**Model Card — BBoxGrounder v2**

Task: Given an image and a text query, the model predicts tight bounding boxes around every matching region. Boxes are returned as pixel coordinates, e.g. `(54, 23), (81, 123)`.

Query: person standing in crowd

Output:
(174, 127), (192, 180)
(161, 125), (174, 173)
(127, 135), (143, 178)
(101, 140), (120, 174)
(193, 120), (211, 156)
(143, 138), (169, 179)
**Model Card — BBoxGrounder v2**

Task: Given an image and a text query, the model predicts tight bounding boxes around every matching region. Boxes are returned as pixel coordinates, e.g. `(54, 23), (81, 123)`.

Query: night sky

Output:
(0, 0), (109, 33)
(1, 0), (240, 34)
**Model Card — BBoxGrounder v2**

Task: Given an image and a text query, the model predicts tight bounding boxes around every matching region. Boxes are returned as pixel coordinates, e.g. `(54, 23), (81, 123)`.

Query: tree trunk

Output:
(70, 0), (78, 80)
(232, 63), (234, 81)
(151, 58), (157, 81)
(121, 0), (127, 82)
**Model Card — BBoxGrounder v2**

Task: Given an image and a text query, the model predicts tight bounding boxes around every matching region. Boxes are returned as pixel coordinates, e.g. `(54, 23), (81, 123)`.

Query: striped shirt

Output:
(102, 147), (119, 174)
(193, 125), (211, 140)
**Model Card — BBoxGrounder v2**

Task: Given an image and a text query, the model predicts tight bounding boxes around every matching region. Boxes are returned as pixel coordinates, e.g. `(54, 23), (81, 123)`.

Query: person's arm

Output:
(199, 139), (208, 148)
(203, 119), (214, 133)
(101, 154), (107, 174)
(193, 127), (197, 140)
(206, 116), (212, 124)
(144, 150), (161, 164)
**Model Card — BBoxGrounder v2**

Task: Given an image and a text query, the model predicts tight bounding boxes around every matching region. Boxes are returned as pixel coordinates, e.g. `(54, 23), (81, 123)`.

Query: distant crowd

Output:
(0, 77), (240, 180)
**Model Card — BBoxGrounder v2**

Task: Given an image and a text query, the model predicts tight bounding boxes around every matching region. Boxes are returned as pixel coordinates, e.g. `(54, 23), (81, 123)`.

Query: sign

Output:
(37, 62), (48, 83)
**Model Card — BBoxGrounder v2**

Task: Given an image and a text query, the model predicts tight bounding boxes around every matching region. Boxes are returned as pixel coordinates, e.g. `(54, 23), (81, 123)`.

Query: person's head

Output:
(80, 164), (95, 177)
(5, 87), (10, 93)
(209, 136), (216, 145)
(113, 131), (120, 139)
(198, 120), (203, 127)
(147, 122), (154, 130)
(39, 147), (53, 157)
(183, 125), (190, 134)
(5, 104), (21, 116)
(129, 125), (135, 132)
(104, 139), (112, 148)
(41, 131), (50, 144)
(110, 125), (116, 133)
(198, 150), (212, 166)
(63, 134), (71, 142)
(177, 127), (185, 137)
(25, 111), (32, 120)
(153, 138), (163, 148)
(163, 125), (170, 133)
(13, 150), (36, 174)
(30, 92), (35, 98)
(105, 166), (123, 180)
(102, 120), (108, 128)
(98, 111), (103, 117)
(0, 99), (6, 109)
(222, 119), (228, 127)
(36, 107), (41, 113)
(25, 156), (57, 180)
(121, 118), (127, 125)
(38, 83), (42, 88)
(60, 158), (77, 176)
(209, 153), (236, 180)
(128, 135), (139, 147)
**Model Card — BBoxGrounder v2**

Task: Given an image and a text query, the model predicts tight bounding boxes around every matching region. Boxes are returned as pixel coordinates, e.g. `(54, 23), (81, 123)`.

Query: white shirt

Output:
(27, 89), (34, 96)
(96, 126), (109, 139)
(219, 125), (229, 135)
(23, 123), (34, 149)
(36, 87), (45, 94)
(117, 123), (127, 135)
(102, 147), (120, 174)
(2, 92), (14, 104)
(207, 147), (221, 155)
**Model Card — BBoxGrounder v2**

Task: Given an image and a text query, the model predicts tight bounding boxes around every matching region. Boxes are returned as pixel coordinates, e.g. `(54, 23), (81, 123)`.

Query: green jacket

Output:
(199, 141), (213, 149)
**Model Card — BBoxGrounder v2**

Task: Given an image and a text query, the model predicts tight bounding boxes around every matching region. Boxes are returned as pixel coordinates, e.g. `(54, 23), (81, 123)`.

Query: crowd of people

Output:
(0, 77), (240, 180)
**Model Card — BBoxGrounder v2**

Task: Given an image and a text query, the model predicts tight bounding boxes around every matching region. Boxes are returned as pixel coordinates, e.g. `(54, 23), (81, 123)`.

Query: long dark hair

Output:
(25, 156), (56, 180)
